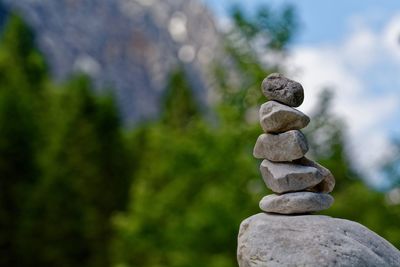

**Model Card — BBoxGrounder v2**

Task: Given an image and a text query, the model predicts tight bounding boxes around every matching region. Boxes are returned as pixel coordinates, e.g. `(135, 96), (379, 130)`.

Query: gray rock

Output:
(295, 157), (335, 193)
(259, 192), (334, 214)
(259, 101), (310, 133)
(261, 73), (304, 107)
(260, 159), (324, 193)
(253, 131), (308, 162)
(238, 213), (400, 267)
(2, 0), (221, 125)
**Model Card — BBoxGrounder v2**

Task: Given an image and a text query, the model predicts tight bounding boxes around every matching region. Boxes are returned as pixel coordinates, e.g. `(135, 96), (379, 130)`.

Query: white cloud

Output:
(343, 27), (377, 68)
(284, 14), (400, 187)
(383, 15), (400, 60)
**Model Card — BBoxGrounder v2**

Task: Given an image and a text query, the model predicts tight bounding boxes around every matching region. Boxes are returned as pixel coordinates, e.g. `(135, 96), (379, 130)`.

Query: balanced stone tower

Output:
(237, 73), (400, 267)
(254, 73), (335, 214)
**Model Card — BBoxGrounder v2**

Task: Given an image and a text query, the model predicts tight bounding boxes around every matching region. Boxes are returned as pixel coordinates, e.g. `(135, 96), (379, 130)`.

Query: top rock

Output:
(261, 73), (304, 107)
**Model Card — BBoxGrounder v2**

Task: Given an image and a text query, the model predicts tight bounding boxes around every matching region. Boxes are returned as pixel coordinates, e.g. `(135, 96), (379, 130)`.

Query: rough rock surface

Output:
(253, 131), (308, 162)
(238, 213), (400, 267)
(259, 192), (334, 214)
(260, 160), (323, 193)
(259, 101), (310, 133)
(296, 157), (335, 193)
(261, 73), (304, 107)
(1, 0), (221, 124)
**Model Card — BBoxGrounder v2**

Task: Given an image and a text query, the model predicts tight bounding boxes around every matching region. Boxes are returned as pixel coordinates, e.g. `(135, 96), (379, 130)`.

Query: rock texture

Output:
(238, 213), (400, 267)
(261, 73), (304, 107)
(296, 157), (335, 193)
(260, 160), (324, 193)
(253, 131), (308, 162)
(254, 73), (335, 213)
(259, 192), (334, 214)
(260, 101), (310, 133)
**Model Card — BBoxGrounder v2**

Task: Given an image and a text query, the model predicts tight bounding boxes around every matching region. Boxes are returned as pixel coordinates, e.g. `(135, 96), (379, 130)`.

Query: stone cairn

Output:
(254, 73), (335, 214)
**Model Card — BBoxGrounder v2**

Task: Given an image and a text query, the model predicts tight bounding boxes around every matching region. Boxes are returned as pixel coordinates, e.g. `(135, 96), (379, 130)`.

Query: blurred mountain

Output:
(0, 0), (221, 124)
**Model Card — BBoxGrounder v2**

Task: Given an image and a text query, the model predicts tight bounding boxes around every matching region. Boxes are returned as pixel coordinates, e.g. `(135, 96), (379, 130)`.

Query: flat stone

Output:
(253, 131), (308, 162)
(261, 73), (304, 107)
(259, 101), (310, 133)
(295, 157), (335, 193)
(238, 213), (400, 267)
(259, 159), (323, 193)
(259, 192), (334, 214)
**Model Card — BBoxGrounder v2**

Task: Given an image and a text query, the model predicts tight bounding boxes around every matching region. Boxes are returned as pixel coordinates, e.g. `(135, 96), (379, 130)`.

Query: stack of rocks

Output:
(254, 73), (335, 214)
(237, 73), (400, 267)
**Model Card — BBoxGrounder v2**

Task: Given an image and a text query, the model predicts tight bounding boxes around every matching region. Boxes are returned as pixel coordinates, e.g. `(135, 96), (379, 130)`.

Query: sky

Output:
(202, 0), (400, 188)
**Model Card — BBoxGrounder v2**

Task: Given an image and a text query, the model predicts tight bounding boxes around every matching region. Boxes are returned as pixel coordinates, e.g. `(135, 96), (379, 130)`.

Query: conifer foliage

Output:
(0, 15), (46, 267)
(0, 15), (131, 267)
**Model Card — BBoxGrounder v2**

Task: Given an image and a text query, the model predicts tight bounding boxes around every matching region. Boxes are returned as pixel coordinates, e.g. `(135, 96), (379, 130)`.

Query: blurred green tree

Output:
(382, 139), (400, 189)
(0, 14), (47, 266)
(306, 89), (400, 248)
(303, 89), (356, 191)
(112, 69), (264, 267)
(19, 77), (132, 267)
(161, 69), (201, 130)
(0, 14), (47, 90)
(110, 5), (299, 262)
(214, 4), (298, 120)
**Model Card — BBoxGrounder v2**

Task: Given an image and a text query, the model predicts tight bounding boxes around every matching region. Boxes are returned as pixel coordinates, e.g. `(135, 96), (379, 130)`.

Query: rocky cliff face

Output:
(1, 0), (220, 124)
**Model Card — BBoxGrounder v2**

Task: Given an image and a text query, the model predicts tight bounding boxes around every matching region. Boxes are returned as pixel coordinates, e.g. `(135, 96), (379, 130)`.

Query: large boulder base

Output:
(238, 213), (400, 267)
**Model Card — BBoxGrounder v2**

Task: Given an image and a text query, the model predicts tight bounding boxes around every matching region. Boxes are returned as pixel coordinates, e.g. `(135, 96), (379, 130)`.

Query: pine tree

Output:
(0, 14), (47, 266)
(161, 68), (201, 130)
(0, 15), (47, 91)
(20, 77), (131, 267)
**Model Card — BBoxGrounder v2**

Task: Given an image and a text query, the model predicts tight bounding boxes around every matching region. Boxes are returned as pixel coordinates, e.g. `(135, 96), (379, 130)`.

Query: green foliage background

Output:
(0, 5), (399, 267)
